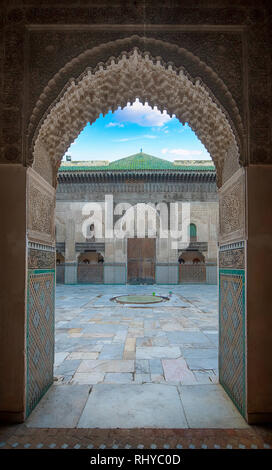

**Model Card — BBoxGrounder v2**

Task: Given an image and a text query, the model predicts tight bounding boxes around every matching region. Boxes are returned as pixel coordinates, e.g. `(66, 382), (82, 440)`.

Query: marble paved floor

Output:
(26, 284), (248, 429)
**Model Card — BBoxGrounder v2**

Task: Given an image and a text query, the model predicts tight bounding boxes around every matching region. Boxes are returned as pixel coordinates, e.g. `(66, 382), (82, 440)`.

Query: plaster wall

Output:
(55, 197), (218, 263)
(246, 166), (272, 423)
(0, 165), (27, 422)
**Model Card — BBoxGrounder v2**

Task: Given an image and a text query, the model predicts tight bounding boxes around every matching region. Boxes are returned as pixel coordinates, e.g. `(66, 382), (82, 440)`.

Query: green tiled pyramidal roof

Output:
(59, 152), (215, 172)
(109, 153), (174, 170)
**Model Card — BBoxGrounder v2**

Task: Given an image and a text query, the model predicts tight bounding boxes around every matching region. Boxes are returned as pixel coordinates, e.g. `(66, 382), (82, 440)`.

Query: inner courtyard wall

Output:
(55, 188), (219, 266)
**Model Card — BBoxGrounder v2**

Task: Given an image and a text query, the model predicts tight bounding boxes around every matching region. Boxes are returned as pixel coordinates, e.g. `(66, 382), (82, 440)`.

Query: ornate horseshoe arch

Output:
(29, 36), (243, 188)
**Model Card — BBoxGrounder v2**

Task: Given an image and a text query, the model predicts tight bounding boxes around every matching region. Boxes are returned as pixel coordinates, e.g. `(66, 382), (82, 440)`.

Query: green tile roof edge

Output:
(59, 152), (215, 172)
(58, 165), (215, 172)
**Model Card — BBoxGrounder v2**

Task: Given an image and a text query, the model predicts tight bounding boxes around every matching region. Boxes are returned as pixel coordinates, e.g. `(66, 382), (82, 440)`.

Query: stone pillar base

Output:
(64, 263), (77, 284)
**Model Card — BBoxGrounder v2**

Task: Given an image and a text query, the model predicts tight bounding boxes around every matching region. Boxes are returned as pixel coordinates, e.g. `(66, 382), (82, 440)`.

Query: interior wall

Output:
(0, 165), (27, 422)
(246, 166), (272, 423)
(218, 168), (247, 417)
(26, 168), (56, 417)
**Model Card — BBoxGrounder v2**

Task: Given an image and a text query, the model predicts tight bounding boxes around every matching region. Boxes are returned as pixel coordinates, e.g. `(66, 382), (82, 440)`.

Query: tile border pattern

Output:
(219, 268), (245, 417)
(26, 269), (55, 417)
(0, 426), (271, 450)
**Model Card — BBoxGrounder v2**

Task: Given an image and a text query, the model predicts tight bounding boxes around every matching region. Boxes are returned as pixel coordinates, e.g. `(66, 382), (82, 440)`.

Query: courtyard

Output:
(25, 284), (248, 429)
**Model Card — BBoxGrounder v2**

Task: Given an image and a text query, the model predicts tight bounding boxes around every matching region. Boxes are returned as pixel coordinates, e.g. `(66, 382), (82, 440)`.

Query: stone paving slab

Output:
(166, 330), (213, 346)
(149, 358), (163, 374)
(66, 352), (99, 360)
(134, 373), (151, 383)
(104, 373), (133, 383)
(72, 372), (105, 384)
(77, 360), (135, 373)
(179, 384), (249, 429)
(78, 384), (188, 428)
(135, 359), (150, 374)
(99, 343), (124, 360)
(54, 352), (69, 367)
(54, 359), (81, 376)
(193, 370), (218, 384)
(182, 348), (218, 370)
(35, 284), (250, 430)
(162, 358), (197, 384)
(136, 346), (181, 359)
(25, 385), (90, 428)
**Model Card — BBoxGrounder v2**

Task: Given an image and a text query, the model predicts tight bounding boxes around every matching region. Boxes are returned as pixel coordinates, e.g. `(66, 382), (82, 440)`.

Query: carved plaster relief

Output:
(27, 168), (56, 246)
(219, 168), (246, 244)
(33, 48), (240, 188)
(32, 139), (54, 187)
(219, 242), (245, 270)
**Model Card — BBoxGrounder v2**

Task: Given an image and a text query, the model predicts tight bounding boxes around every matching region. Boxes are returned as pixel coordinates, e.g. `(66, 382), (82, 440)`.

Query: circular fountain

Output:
(111, 294), (169, 304)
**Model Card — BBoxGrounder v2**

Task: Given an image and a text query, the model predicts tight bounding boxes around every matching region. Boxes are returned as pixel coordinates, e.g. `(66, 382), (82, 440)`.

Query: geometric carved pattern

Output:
(33, 48), (240, 188)
(28, 248), (55, 269)
(27, 168), (56, 246)
(219, 168), (245, 244)
(29, 186), (55, 234)
(219, 248), (245, 269)
(219, 269), (245, 416)
(220, 181), (243, 234)
(26, 269), (55, 417)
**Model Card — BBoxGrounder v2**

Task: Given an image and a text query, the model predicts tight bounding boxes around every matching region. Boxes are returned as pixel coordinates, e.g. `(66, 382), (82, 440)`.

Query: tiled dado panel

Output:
(26, 268), (55, 417)
(219, 241), (246, 417)
(26, 244), (55, 417)
(26, 168), (56, 416)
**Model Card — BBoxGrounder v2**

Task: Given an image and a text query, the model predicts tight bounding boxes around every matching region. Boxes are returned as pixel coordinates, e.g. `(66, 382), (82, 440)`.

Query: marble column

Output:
(64, 218), (77, 284)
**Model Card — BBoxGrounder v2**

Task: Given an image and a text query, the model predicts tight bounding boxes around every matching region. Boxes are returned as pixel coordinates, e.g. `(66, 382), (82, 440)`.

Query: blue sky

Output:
(64, 99), (211, 162)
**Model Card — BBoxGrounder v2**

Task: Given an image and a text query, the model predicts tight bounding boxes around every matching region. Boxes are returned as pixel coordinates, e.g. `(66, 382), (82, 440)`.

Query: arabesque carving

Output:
(32, 46), (241, 188)
(27, 168), (56, 245)
(219, 168), (245, 244)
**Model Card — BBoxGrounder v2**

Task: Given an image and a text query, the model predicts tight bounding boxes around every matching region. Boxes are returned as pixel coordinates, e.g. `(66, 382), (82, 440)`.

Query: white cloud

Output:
(161, 147), (211, 160)
(164, 148), (203, 156)
(106, 122), (124, 128)
(113, 134), (157, 143)
(115, 99), (171, 127)
(113, 137), (134, 142)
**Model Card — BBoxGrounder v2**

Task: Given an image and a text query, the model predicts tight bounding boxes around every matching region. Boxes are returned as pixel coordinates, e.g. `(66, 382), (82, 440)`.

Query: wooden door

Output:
(127, 238), (156, 284)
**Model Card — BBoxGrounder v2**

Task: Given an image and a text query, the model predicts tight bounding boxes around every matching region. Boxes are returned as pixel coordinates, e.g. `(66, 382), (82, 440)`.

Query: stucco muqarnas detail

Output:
(31, 42), (241, 188)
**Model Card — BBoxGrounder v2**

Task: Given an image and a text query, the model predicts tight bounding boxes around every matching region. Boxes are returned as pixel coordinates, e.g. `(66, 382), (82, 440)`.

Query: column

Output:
(246, 165), (272, 423)
(218, 166), (272, 423)
(64, 218), (77, 284)
(0, 165), (27, 422)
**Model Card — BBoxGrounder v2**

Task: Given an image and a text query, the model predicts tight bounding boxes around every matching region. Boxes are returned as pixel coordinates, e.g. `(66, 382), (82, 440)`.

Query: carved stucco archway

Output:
(30, 37), (243, 189)
(24, 37), (250, 422)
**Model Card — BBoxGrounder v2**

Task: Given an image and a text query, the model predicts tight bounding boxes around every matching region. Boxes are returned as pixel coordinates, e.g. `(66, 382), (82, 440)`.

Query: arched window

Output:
(88, 223), (95, 240)
(189, 223), (197, 241)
